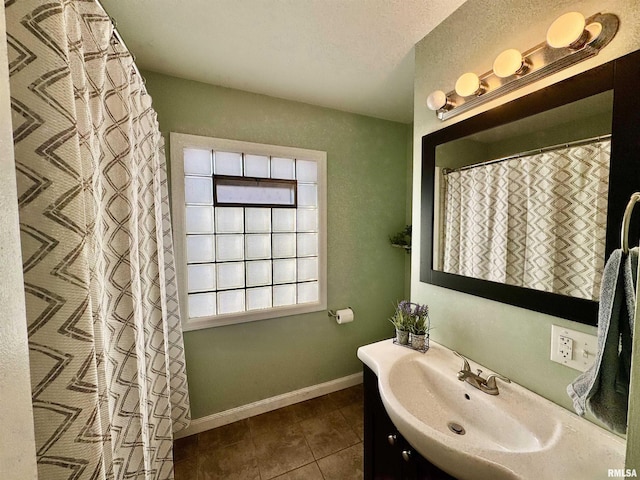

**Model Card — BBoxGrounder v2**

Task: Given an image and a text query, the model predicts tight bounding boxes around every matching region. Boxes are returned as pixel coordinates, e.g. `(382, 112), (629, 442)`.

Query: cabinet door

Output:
(364, 366), (402, 479)
(373, 413), (403, 479)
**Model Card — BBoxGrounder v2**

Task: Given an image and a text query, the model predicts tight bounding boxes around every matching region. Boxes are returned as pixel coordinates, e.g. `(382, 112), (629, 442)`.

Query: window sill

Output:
(181, 300), (327, 331)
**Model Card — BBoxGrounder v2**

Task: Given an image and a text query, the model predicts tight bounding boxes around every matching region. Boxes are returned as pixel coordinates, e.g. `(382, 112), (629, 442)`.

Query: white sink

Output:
(389, 353), (556, 453)
(358, 339), (625, 480)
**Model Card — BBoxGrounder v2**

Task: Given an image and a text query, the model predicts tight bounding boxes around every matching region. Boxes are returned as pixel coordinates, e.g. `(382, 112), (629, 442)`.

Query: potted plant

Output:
(390, 301), (430, 352)
(389, 301), (413, 345)
(409, 305), (430, 351)
(389, 225), (411, 253)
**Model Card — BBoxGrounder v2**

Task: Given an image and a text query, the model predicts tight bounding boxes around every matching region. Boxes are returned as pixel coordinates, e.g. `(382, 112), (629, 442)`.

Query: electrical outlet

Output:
(550, 325), (597, 372)
(558, 335), (573, 360)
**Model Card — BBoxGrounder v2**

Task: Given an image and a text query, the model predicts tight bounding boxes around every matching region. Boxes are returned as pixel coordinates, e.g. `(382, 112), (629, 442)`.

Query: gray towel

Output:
(567, 247), (638, 434)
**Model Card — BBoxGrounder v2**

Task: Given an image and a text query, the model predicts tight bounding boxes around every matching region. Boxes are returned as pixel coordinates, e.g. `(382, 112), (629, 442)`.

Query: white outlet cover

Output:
(550, 325), (598, 372)
(558, 335), (573, 360)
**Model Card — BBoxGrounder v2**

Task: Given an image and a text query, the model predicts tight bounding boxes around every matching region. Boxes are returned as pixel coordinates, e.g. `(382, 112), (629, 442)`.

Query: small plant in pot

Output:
(389, 301), (413, 345)
(389, 225), (412, 253)
(390, 301), (430, 351)
(410, 308), (430, 351)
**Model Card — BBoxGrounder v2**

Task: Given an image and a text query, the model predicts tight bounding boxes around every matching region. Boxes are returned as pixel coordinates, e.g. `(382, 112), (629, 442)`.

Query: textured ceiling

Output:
(99, 0), (467, 123)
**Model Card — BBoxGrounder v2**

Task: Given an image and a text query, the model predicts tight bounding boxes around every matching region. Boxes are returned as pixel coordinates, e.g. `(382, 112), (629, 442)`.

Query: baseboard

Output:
(174, 372), (363, 439)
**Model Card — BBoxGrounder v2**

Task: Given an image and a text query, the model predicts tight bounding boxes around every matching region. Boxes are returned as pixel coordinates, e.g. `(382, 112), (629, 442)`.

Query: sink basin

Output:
(358, 339), (625, 480)
(389, 354), (557, 453)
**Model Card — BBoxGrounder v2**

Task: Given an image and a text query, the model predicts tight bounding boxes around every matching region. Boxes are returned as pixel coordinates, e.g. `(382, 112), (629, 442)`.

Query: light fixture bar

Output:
(432, 12), (618, 121)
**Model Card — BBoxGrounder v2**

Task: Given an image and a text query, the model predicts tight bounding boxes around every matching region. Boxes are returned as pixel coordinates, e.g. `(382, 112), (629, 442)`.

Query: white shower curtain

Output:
(7, 1), (190, 478)
(442, 140), (610, 301)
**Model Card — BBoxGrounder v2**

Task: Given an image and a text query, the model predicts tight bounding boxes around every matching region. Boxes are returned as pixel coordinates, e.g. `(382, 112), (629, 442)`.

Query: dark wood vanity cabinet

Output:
(363, 365), (456, 480)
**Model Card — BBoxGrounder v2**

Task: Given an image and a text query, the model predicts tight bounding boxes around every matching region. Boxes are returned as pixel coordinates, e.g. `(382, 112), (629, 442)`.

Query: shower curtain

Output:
(7, 1), (190, 479)
(442, 139), (610, 301)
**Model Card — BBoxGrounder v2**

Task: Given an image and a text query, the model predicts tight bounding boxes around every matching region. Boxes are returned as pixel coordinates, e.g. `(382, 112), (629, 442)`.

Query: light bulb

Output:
(546, 12), (587, 48)
(493, 49), (526, 78)
(585, 22), (603, 43)
(426, 90), (448, 111)
(455, 72), (482, 97)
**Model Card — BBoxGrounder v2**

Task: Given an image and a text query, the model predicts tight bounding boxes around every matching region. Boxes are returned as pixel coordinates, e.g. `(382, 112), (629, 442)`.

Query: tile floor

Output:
(173, 384), (364, 480)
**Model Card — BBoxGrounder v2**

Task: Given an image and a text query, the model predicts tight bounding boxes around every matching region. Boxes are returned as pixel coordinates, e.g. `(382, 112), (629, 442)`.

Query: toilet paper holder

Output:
(328, 308), (352, 318)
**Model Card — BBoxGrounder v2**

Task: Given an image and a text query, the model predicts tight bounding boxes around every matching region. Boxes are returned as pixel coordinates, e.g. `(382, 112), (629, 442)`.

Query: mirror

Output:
(435, 91), (612, 301)
(421, 50), (640, 325)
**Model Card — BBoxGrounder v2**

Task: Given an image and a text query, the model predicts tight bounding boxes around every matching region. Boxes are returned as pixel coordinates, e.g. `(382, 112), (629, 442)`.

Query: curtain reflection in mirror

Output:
(441, 139), (610, 301)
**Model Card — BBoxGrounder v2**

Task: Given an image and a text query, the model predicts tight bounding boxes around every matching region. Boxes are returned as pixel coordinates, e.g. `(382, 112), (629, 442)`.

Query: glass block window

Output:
(170, 133), (327, 330)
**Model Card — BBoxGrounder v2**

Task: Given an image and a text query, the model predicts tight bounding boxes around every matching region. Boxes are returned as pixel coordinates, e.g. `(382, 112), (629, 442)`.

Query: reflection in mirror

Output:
(433, 91), (613, 301)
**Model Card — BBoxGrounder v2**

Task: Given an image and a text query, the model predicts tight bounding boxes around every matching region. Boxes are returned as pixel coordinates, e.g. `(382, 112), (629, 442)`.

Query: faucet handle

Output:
(485, 373), (511, 389)
(452, 351), (471, 372)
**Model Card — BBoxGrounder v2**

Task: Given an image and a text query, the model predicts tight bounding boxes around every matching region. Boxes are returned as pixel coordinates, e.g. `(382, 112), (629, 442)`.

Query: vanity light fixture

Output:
(426, 12), (619, 121)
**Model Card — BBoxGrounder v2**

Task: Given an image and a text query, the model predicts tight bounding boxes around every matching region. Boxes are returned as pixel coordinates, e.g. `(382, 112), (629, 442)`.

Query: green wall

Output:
(412, 0), (640, 467)
(143, 71), (410, 418)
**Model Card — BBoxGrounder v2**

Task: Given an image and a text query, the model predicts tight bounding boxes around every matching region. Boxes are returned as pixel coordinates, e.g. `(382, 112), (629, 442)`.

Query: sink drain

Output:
(447, 422), (466, 435)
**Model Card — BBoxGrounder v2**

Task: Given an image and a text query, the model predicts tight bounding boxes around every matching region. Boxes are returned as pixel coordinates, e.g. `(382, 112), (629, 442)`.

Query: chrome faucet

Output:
(453, 351), (511, 395)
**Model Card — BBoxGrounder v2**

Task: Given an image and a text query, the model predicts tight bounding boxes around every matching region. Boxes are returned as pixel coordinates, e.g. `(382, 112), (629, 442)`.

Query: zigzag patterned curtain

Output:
(442, 139), (610, 301)
(7, 1), (190, 478)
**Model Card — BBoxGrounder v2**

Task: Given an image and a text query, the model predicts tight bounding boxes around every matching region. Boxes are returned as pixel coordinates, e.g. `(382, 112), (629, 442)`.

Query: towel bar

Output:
(621, 192), (640, 254)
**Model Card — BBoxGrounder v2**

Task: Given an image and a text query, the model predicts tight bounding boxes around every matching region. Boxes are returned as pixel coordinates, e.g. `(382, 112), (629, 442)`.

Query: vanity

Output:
(381, 47), (640, 479)
(358, 340), (626, 480)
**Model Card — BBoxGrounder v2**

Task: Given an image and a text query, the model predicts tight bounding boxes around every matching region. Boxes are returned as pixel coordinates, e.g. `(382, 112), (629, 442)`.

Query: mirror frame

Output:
(420, 49), (640, 326)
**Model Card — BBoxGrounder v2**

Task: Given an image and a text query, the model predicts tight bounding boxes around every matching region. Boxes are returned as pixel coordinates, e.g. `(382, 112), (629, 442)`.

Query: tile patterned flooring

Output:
(174, 384), (364, 480)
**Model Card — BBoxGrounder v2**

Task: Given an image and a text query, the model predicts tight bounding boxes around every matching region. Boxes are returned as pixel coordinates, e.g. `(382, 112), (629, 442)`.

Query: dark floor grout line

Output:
(312, 440), (363, 462)
(316, 459), (328, 480)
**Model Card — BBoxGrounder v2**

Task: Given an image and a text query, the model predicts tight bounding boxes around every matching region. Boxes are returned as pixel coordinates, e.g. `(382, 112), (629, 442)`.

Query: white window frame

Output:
(170, 132), (327, 330)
